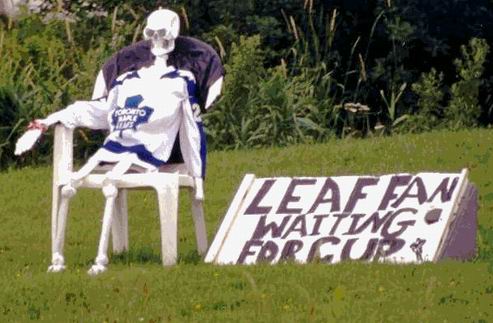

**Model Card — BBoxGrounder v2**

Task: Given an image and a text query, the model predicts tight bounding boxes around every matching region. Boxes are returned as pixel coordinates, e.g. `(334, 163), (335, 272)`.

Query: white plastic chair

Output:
(50, 124), (208, 273)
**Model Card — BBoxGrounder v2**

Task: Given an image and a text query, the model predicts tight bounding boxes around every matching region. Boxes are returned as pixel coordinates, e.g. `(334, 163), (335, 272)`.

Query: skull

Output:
(143, 9), (180, 57)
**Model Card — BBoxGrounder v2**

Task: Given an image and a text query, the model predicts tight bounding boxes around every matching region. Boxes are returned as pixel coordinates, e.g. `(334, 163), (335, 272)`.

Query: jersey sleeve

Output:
(178, 81), (204, 178)
(43, 87), (117, 130)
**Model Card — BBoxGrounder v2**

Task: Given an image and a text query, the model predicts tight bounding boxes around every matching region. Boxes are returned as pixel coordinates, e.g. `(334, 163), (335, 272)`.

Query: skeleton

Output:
(16, 9), (204, 275)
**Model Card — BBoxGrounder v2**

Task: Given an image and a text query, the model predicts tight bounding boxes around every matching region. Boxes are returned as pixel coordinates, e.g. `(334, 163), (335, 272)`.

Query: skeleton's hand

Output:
(14, 120), (48, 156)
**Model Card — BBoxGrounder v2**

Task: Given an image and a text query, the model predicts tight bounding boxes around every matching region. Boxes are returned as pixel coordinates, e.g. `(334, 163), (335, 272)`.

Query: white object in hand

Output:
(15, 128), (43, 156)
(14, 118), (53, 156)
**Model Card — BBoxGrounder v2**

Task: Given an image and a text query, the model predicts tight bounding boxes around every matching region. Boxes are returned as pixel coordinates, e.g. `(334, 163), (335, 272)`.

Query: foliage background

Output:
(0, 0), (493, 168)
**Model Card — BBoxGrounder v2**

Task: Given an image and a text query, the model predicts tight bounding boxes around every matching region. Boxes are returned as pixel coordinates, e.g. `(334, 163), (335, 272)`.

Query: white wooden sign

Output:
(206, 169), (477, 265)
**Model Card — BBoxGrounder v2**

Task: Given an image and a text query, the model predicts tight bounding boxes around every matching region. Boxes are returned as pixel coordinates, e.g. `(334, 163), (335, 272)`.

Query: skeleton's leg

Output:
(48, 182), (77, 272)
(47, 151), (112, 274)
(88, 183), (118, 275)
(71, 154), (103, 182)
(48, 153), (105, 273)
(88, 159), (133, 275)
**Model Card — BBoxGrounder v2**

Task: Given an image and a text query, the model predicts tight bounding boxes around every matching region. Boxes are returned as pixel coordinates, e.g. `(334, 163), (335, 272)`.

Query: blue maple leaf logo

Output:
(111, 95), (154, 137)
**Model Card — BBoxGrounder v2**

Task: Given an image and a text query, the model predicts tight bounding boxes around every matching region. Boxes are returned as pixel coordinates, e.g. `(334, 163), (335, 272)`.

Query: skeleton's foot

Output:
(87, 264), (107, 276)
(48, 264), (66, 272)
(47, 253), (66, 273)
(88, 255), (109, 276)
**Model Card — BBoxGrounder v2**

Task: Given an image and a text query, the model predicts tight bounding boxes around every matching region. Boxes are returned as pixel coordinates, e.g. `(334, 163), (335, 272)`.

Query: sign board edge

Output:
(432, 168), (469, 261)
(205, 174), (256, 263)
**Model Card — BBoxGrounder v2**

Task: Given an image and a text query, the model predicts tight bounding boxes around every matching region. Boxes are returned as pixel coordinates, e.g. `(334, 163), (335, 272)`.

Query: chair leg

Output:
(88, 184), (118, 275)
(189, 191), (208, 256)
(48, 184), (77, 272)
(112, 188), (129, 254)
(155, 174), (179, 266)
(51, 185), (61, 262)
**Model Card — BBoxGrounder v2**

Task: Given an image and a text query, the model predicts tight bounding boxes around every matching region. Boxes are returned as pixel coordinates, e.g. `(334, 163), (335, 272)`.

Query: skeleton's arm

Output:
(15, 94), (115, 156)
(47, 99), (112, 130)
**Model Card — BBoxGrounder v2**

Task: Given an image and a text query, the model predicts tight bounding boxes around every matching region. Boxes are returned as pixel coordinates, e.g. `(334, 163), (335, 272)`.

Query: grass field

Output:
(1, 129), (492, 322)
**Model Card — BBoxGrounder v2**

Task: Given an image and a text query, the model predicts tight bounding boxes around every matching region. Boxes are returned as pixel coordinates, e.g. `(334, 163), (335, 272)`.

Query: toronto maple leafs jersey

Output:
(49, 65), (205, 178)
(90, 36), (224, 167)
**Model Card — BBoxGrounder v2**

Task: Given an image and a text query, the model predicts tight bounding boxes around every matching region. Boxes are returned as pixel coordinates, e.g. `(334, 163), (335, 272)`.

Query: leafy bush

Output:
(0, 16), (75, 166)
(446, 38), (490, 129)
(205, 35), (335, 149)
(407, 68), (444, 132)
(407, 38), (489, 132)
(204, 35), (266, 149)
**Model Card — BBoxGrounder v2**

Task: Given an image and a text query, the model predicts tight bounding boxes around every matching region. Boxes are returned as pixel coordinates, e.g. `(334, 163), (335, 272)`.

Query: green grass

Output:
(1, 128), (493, 322)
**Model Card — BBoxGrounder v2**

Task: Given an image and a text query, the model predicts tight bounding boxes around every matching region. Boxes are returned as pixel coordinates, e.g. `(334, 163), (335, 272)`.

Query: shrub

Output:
(445, 38), (490, 129)
(407, 68), (444, 132)
(204, 33), (338, 149)
(204, 35), (266, 149)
